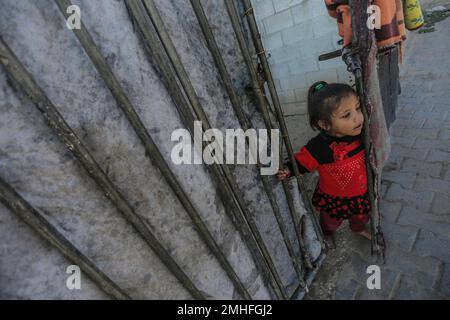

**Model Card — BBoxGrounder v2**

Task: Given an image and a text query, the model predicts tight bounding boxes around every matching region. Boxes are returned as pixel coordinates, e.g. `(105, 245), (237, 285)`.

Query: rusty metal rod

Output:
(0, 35), (204, 300)
(0, 176), (131, 300)
(141, 0), (288, 298)
(189, 0), (308, 283)
(140, 0), (287, 299)
(53, 0), (250, 300)
(125, 0), (285, 299)
(290, 251), (327, 300)
(225, 0), (316, 270)
(240, 0), (326, 251)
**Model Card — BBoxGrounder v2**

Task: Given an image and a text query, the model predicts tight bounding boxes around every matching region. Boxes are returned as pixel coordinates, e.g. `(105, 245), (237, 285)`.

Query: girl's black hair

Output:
(307, 81), (358, 131)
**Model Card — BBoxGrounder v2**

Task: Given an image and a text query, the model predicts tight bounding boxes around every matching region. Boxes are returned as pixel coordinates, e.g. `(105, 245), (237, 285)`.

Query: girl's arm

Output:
(277, 144), (319, 180)
(294, 146), (319, 173)
(276, 134), (323, 180)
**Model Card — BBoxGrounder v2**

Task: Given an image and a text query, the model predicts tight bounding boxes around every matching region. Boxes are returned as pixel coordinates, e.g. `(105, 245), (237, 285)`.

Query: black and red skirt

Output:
(312, 187), (371, 219)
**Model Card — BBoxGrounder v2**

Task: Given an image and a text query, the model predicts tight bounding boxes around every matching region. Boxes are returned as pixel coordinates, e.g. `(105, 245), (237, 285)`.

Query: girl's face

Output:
(319, 94), (364, 137)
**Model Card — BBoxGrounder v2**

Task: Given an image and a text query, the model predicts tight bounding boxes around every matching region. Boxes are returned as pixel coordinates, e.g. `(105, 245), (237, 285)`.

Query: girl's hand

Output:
(276, 169), (291, 181)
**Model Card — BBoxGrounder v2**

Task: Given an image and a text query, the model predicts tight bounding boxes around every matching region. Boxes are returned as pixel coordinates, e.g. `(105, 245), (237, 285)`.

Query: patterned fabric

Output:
(321, 151), (365, 189)
(317, 149), (367, 197)
(293, 132), (371, 219)
(329, 140), (359, 161)
(312, 187), (371, 219)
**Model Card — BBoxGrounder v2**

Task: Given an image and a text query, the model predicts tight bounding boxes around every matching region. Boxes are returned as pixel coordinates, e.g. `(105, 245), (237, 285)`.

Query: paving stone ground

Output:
(304, 3), (450, 300)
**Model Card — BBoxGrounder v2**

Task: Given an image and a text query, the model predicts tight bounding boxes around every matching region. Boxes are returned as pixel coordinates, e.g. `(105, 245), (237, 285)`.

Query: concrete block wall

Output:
(251, 0), (354, 150)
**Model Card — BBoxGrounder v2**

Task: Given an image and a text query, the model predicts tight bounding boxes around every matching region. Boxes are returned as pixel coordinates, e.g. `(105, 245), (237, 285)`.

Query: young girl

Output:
(277, 81), (371, 240)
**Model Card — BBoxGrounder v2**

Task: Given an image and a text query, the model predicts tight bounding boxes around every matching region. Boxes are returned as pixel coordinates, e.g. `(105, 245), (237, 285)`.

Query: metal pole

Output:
(225, 0), (317, 268)
(0, 36), (204, 300)
(125, 0), (286, 299)
(290, 251), (327, 300)
(189, 0), (308, 283)
(240, 0), (325, 251)
(53, 0), (250, 300)
(348, 0), (380, 256)
(0, 176), (130, 300)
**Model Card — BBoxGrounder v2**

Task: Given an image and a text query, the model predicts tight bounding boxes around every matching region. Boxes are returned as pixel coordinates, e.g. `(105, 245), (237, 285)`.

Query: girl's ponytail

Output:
(307, 81), (329, 131)
(308, 81), (328, 103)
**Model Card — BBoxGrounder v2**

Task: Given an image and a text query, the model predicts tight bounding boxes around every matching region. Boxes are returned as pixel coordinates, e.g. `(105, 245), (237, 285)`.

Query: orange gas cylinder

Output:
(324, 0), (352, 47)
(373, 0), (403, 48)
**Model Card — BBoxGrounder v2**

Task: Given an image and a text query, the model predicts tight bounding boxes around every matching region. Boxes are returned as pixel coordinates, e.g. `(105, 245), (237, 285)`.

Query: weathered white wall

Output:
(0, 0), (322, 299)
(251, 0), (354, 149)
